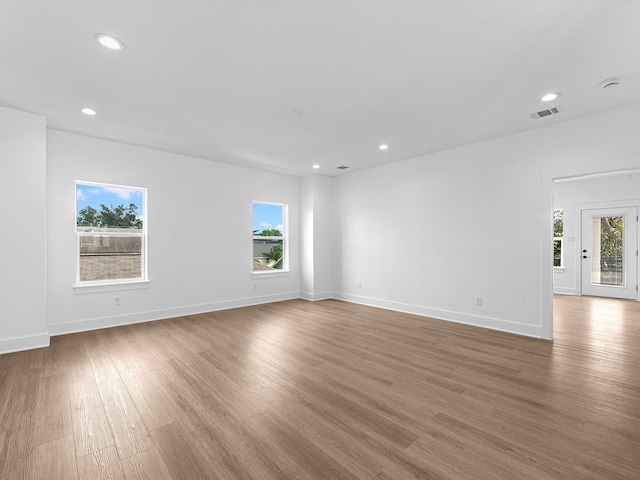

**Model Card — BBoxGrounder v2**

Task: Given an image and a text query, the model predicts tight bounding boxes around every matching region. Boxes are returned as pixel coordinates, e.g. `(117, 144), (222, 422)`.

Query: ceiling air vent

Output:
(337, 165), (350, 170)
(532, 106), (561, 119)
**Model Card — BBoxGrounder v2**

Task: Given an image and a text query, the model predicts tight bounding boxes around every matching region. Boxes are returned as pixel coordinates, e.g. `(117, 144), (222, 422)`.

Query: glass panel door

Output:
(590, 216), (624, 286)
(581, 207), (637, 299)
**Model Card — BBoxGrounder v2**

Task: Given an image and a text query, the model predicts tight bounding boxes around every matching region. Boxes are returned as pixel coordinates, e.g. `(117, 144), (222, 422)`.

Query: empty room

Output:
(1, 1), (639, 479)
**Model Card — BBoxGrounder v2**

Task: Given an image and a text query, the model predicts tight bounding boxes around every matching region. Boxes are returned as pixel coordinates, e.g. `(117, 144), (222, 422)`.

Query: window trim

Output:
(553, 237), (564, 269)
(73, 279), (151, 294)
(252, 201), (289, 275)
(553, 208), (564, 269)
(75, 181), (148, 287)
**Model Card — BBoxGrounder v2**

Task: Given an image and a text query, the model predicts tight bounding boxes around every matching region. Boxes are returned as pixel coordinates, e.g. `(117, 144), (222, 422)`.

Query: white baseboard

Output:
(48, 291), (300, 337)
(10, 289), (547, 354)
(299, 290), (332, 301)
(0, 332), (50, 354)
(553, 287), (576, 295)
(332, 292), (544, 338)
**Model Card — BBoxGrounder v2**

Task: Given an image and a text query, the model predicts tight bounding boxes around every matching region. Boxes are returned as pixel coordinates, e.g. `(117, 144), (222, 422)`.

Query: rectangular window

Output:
(252, 202), (288, 273)
(553, 209), (564, 268)
(553, 239), (563, 267)
(76, 182), (146, 284)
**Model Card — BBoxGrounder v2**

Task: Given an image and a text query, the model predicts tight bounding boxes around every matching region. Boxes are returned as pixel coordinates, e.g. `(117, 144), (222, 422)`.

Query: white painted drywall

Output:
(300, 175), (332, 300)
(553, 172), (640, 296)
(46, 130), (300, 335)
(332, 103), (640, 339)
(300, 176), (315, 297)
(312, 175), (333, 298)
(0, 107), (48, 352)
(5, 101), (640, 353)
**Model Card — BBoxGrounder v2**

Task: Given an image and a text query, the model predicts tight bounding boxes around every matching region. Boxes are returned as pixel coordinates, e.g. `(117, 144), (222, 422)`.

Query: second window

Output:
(253, 202), (287, 273)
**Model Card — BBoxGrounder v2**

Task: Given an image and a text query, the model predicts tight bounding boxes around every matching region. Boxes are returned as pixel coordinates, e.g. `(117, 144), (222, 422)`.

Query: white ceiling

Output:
(2, 1), (640, 177)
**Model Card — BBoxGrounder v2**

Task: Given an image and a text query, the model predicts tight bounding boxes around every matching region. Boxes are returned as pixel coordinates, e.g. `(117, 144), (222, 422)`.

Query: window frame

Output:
(553, 208), (564, 269)
(252, 201), (289, 276)
(74, 181), (148, 290)
(553, 237), (563, 268)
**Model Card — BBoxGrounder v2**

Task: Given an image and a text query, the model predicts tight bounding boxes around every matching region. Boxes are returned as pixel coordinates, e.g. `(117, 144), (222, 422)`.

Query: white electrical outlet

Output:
(475, 296), (482, 305)
(357, 282), (362, 288)
(114, 296), (121, 305)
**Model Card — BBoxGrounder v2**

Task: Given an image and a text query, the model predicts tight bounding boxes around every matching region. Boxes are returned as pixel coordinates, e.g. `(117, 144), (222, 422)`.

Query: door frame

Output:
(572, 200), (640, 299)
(580, 206), (638, 299)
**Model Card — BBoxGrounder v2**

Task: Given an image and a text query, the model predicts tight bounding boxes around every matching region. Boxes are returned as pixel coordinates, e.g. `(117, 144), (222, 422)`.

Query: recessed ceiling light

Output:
(290, 109), (304, 117)
(379, 144), (389, 150)
(81, 108), (97, 115)
(541, 92), (559, 102)
(94, 34), (125, 51)
(312, 164), (320, 169)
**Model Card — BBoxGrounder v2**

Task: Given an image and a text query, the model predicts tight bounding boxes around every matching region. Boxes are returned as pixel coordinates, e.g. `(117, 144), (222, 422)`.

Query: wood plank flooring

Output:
(1, 296), (639, 479)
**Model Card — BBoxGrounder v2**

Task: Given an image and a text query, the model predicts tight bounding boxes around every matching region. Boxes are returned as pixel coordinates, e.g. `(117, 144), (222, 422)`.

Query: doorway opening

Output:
(553, 171), (640, 314)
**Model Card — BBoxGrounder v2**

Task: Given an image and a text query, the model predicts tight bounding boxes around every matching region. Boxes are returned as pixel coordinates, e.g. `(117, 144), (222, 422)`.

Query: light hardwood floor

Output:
(1, 296), (639, 479)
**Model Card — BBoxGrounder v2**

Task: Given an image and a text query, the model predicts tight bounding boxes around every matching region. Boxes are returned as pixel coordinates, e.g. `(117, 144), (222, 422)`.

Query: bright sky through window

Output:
(77, 183), (144, 224)
(252, 203), (283, 233)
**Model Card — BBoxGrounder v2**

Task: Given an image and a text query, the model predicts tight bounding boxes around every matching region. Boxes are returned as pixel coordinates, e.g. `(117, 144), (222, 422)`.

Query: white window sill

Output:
(252, 270), (290, 279)
(73, 280), (151, 295)
(553, 267), (565, 272)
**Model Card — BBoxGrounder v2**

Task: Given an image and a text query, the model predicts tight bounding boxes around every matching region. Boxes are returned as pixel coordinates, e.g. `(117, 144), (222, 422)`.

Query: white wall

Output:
(313, 176), (333, 297)
(0, 107), (48, 353)
(46, 130), (300, 335)
(4, 102), (640, 353)
(300, 175), (332, 300)
(300, 176), (315, 297)
(332, 103), (640, 339)
(554, 172), (640, 295)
